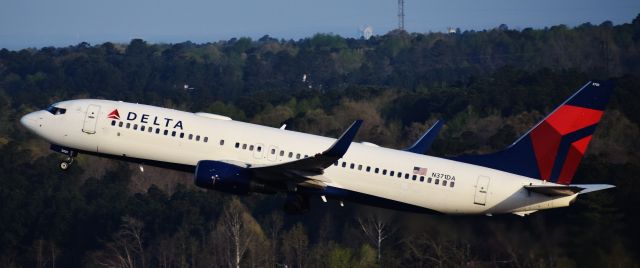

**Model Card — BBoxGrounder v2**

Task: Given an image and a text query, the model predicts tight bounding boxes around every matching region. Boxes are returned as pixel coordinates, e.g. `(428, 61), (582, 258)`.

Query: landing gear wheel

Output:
(59, 156), (74, 171)
(59, 161), (70, 171)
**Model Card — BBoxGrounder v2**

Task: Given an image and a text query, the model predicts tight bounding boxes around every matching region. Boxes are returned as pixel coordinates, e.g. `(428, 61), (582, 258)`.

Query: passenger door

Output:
(82, 104), (101, 134)
(474, 176), (491, 206)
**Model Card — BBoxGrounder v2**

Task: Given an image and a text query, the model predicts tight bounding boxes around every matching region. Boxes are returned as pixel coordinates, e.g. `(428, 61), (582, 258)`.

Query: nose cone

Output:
(20, 112), (39, 132)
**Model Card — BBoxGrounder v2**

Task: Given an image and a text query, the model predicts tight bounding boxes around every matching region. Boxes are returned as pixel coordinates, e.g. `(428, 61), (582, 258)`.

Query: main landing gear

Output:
(59, 156), (74, 171)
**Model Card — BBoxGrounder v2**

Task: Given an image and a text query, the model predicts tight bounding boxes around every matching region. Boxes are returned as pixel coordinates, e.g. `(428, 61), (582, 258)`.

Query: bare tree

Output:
(262, 211), (283, 266)
(282, 223), (309, 268)
(402, 233), (473, 268)
(217, 198), (255, 268)
(95, 216), (145, 268)
(33, 239), (58, 268)
(357, 214), (395, 263)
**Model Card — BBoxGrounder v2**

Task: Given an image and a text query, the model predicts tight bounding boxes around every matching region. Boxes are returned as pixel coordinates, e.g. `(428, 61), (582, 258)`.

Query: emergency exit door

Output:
(474, 176), (491, 205)
(82, 104), (101, 134)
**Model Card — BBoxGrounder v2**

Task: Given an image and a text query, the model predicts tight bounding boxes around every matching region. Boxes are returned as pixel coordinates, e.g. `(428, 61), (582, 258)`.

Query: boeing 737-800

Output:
(20, 81), (614, 215)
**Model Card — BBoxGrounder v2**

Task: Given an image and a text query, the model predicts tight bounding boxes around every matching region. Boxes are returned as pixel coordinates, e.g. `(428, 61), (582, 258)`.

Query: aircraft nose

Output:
(20, 112), (39, 132)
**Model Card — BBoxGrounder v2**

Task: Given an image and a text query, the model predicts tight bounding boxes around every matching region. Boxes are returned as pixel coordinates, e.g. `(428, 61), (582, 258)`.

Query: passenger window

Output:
(220, 140), (225, 145)
(242, 144), (247, 149)
(235, 142), (240, 148)
(382, 170), (387, 175)
(171, 131), (176, 137)
(140, 125), (145, 131)
(204, 137), (208, 142)
(304, 155), (308, 158)
(119, 121), (123, 127)
(366, 166), (371, 172)
(296, 153), (301, 159)
(288, 152), (293, 158)
(375, 168), (379, 174)
(133, 124), (138, 130)
(155, 128), (160, 134)
(148, 127), (153, 133)
(412, 175), (417, 181)
(397, 172), (402, 178)
(257, 146), (262, 152)
(249, 145), (254, 151)
(342, 162), (346, 168)
(111, 120), (116, 126)
(126, 123), (131, 129)
(350, 163), (355, 169)
(179, 133), (184, 138)
(435, 179), (439, 185)
(428, 177), (432, 183)
(279, 150), (284, 156)
(450, 182), (455, 188)
(358, 165), (363, 170)
(189, 134), (193, 140)
(442, 180), (447, 186)
(196, 135), (200, 141)
(390, 171), (395, 176)
(420, 176), (424, 182)
(163, 130), (168, 135)
(271, 149), (276, 154)
(333, 162), (338, 166)
(405, 174), (409, 179)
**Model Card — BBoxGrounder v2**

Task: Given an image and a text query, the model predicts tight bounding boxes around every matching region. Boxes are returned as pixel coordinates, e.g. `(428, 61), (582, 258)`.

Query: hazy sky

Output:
(1, 0), (638, 49)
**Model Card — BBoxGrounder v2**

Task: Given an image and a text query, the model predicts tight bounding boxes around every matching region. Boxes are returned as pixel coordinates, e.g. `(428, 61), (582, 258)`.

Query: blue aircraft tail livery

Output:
(452, 81), (613, 185)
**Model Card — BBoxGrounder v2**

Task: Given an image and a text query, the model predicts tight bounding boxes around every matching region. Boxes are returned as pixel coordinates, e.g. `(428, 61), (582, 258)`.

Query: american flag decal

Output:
(413, 166), (427, 176)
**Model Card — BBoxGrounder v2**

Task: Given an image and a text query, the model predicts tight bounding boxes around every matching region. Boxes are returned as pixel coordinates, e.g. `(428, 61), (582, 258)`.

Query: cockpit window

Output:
(46, 106), (66, 115)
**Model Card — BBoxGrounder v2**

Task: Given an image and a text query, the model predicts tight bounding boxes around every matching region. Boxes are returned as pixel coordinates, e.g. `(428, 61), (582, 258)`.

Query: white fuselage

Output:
(20, 99), (577, 215)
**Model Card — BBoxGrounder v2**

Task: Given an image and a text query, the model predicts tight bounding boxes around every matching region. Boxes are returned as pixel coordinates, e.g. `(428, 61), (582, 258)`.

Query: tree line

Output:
(0, 14), (639, 267)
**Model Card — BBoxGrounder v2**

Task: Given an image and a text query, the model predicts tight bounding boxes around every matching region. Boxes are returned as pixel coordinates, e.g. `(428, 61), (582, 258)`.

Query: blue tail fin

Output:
(451, 81), (613, 184)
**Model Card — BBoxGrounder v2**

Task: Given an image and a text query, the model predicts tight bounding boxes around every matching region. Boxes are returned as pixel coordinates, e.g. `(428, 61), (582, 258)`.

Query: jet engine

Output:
(194, 160), (271, 195)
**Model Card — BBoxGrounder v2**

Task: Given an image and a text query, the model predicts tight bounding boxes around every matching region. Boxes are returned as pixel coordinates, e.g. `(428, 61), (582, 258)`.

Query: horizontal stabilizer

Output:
(512, 210), (538, 217)
(405, 120), (444, 154)
(524, 185), (585, 196)
(524, 183), (614, 196)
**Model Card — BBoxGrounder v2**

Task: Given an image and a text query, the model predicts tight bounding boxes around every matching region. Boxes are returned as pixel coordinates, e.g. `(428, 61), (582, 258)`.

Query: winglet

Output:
(405, 120), (444, 154)
(323, 120), (363, 158)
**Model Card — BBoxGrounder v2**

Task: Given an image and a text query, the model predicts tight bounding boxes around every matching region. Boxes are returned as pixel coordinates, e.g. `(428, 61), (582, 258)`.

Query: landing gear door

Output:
(474, 176), (490, 206)
(82, 104), (101, 134)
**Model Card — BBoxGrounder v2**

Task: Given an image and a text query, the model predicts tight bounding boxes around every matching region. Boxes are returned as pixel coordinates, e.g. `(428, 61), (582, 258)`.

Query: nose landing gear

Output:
(59, 156), (74, 171)
(51, 144), (78, 171)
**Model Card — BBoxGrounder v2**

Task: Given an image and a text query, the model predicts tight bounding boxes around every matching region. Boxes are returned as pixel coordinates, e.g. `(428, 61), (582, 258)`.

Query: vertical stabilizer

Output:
(452, 81), (613, 184)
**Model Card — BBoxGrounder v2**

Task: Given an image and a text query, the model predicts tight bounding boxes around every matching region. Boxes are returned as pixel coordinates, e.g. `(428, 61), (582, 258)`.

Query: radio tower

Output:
(397, 0), (405, 31)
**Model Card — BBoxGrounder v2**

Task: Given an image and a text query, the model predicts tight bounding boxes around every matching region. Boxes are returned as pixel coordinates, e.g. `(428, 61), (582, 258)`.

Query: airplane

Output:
(20, 81), (614, 216)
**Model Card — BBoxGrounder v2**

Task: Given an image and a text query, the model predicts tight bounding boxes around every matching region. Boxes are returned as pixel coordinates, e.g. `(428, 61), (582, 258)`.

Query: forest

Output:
(0, 14), (639, 267)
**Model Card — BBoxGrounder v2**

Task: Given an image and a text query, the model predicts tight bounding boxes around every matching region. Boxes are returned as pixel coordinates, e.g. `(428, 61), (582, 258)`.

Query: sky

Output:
(0, 0), (639, 50)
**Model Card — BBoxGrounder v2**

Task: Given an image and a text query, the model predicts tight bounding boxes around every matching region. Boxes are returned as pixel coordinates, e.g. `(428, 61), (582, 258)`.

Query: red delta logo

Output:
(107, 109), (120, 120)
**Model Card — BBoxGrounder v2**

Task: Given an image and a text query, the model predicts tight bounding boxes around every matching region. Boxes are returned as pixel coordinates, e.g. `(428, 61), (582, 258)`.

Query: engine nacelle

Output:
(194, 160), (252, 195)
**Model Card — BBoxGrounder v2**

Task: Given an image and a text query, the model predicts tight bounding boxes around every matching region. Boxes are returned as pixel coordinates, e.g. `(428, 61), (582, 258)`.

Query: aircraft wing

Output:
(249, 120), (363, 188)
(405, 120), (444, 154)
